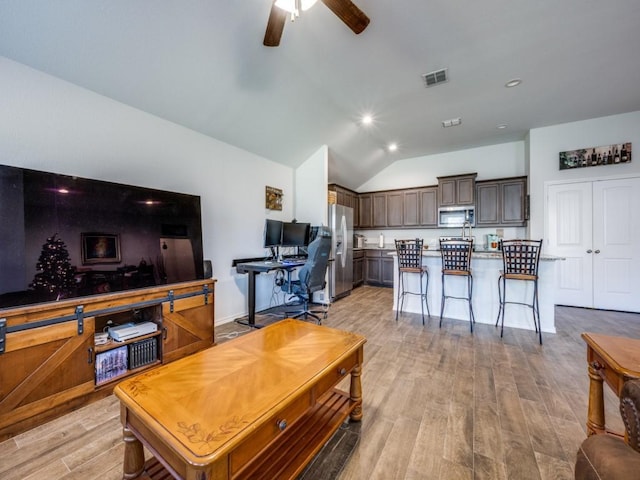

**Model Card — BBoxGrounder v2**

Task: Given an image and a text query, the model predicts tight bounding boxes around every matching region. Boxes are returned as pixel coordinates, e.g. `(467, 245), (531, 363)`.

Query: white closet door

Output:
(547, 182), (593, 307)
(592, 177), (640, 311)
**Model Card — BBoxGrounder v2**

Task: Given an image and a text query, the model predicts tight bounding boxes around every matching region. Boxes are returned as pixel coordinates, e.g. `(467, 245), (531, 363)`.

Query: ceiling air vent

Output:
(422, 68), (448, 87)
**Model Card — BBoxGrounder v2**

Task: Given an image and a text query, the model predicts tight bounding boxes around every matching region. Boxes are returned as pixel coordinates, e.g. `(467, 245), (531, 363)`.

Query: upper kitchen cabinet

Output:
(372, 192), (387, 227)
(358, 193), (372, 228)
(476, 176), (528, 226)
(386, 191), (404, 227)
(438, 173), (477, 206)
(404, 187), (438, 227)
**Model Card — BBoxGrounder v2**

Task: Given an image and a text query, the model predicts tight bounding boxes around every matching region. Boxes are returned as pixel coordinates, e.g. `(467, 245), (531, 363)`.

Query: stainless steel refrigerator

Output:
(328, 204), (353, 301)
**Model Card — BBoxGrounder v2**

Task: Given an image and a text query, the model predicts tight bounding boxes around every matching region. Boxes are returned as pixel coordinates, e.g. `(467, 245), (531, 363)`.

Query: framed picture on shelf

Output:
(81, 233), (121, 264)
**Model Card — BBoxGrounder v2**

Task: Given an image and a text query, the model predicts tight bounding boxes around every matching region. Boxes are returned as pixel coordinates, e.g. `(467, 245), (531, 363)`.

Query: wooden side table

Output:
(581, 332), (640, 437)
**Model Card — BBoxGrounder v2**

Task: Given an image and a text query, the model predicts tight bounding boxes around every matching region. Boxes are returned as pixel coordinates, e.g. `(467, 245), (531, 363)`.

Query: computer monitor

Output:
(263, 219), (283, 248)
(281, 222), (311, 247)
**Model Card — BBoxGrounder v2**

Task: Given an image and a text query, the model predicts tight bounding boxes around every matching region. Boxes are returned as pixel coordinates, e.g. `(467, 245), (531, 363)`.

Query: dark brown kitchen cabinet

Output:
(386, 191), (404, 227)
(364, 249), (394, 287)
(403, 187), (437, 227)
(403, 189), (420, 226)
(476, 177), (527, 226)
(419, 187), (438, 226)
(353, 249), (364, 288)
(438, 173), (477, 206)
(358, 193), (372, 228)
(372, 193), (387, 227)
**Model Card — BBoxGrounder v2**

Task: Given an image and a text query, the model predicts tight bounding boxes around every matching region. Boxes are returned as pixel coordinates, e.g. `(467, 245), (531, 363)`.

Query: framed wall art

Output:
(559, 142), (631, 170)
(265, 186), (283, 210)
(81, 233), (121, 264)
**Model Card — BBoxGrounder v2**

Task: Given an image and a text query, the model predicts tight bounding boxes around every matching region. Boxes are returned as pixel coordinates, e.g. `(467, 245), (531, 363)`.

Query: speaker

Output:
(203, 260), (213, 278)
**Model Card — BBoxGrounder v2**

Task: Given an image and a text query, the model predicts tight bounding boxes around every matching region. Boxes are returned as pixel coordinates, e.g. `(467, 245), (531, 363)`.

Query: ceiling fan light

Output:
(275, 0), (317, 14)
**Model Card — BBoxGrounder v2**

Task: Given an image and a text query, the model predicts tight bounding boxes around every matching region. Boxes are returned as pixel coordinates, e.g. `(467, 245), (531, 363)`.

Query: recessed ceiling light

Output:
(497, 124), (508, 129)
(57, 188), (69, 194)
(361, 114), (373, 125)
(505, 78), (522, 88)
(388, 143), (398, 152)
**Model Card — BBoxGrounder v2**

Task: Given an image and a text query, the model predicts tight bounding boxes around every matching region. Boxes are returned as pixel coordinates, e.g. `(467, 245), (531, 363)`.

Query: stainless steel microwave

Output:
(438, 206), (475, 228)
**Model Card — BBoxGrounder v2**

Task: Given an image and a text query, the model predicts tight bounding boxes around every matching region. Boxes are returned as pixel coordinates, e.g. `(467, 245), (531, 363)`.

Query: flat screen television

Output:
(0, 164), (204, 309)
(281, 222), (311, 247)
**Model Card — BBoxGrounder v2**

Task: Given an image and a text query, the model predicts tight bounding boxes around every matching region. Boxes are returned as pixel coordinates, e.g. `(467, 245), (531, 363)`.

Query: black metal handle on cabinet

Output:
(87, 347), (93, 364)
(276, 419), (287, 431)
(162, 327), (168, 340)
(594, 249), (601, 254)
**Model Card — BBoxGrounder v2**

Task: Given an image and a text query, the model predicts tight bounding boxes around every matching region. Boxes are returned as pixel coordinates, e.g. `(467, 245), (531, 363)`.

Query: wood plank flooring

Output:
(2, 285), (640, 479)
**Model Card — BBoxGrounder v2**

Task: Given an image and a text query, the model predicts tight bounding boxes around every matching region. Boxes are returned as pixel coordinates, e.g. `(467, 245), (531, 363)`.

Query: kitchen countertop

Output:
(388, 249), (563, 261)
(356, 245), (563, 260)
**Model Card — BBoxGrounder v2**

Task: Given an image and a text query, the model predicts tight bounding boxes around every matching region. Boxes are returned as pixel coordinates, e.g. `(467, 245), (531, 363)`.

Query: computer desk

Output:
(235, 259), (305, 328)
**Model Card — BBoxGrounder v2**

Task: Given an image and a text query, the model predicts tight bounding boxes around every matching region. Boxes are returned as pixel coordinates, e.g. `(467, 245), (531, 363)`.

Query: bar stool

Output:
(439, 239), (474, 332)
(395, 239), (430, 324)
(496, 239), (543, 344)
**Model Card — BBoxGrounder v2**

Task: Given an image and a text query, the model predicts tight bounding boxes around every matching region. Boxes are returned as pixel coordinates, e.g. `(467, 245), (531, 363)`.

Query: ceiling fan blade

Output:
(264, 1), (287, 47)
(321, 0), (370, 34)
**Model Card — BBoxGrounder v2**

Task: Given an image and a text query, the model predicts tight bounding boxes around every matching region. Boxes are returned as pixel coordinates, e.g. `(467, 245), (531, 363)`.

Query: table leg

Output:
(349, 364), (363, 422)
(586, 361), (605, 435)
(123, 426), (145, 479)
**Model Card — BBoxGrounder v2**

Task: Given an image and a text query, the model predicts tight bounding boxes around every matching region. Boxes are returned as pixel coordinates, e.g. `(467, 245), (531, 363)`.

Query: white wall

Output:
(528, 111), (640, 239)
(359, 141), (526, 191)
(294, 145), (329, 227)
(0, 56), (298, 324)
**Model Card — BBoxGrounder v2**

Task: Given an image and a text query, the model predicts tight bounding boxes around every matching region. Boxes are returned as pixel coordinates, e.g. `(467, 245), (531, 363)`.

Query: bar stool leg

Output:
(418, 271), (424, 325)
(468, 274), (474, 333)
(439, 272), (445, 328)
(534, 280), (542, 344)
(423, 269), (431, 318)
(495, 275), (503, 327)
(396, 270), (402, 322)
(500, 276), (506, 338)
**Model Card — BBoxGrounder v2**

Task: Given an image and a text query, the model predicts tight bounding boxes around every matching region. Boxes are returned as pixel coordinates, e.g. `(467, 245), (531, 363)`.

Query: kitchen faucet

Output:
(461, 220), (472, 240)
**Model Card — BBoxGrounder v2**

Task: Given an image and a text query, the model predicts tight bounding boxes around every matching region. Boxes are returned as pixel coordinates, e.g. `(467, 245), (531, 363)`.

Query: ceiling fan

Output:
(264, 0), (370, 47)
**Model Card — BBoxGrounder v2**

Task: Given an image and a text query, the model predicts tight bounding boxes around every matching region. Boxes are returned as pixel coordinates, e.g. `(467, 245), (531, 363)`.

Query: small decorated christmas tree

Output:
(30, 234), (76, 300)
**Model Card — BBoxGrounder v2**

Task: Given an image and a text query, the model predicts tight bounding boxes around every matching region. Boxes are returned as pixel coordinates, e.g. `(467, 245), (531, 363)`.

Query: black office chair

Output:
(282, 231), (332, 324)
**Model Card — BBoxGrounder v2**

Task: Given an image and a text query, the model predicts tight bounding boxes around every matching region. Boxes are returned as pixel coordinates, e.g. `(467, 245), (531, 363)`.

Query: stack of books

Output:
(128, 337), (158, 369)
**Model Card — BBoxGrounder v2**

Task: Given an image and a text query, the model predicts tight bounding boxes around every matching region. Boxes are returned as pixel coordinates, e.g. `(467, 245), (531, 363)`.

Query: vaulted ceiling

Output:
(1, 1), (639, 190)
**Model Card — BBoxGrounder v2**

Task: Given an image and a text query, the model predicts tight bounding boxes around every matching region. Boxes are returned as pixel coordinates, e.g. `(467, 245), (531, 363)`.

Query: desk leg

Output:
(349, 364), (363, 422)
(123, 426), (145, 479)
(236, 271), (260, 328)
(587, 361), (605, 436)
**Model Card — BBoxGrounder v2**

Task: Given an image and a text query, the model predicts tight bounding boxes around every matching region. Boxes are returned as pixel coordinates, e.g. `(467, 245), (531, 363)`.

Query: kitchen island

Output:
(391, 249), (563, 334)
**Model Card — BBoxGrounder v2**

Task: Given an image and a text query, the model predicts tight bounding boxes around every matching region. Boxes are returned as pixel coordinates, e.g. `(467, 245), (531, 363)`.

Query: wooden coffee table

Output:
(582, 332), (640, 437)
(114, 319), (366, 480)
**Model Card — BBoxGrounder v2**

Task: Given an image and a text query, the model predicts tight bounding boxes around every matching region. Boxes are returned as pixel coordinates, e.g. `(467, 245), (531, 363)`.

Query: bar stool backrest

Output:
(395, 239), (423, 270)
(439, 239), (473, 271)
(500, 239), (543, 276)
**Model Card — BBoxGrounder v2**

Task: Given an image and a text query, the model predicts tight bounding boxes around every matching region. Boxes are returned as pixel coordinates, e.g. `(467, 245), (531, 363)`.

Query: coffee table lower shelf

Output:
(139, 389), (358, 480)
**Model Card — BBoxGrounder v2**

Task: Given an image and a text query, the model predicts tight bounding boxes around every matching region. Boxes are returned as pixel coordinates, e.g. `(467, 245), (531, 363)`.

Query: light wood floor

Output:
(2, 286), (640, 480)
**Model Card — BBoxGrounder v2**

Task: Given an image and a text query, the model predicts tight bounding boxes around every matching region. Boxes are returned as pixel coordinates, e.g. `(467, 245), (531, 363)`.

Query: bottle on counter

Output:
(379, 233), (384, 248)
